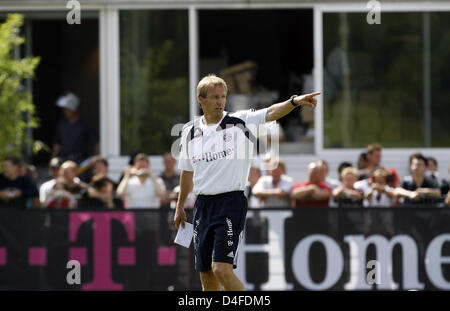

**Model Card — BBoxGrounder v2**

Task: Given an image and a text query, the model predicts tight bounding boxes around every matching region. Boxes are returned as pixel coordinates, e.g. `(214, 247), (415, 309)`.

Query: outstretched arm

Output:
(265, 92), (320, 122)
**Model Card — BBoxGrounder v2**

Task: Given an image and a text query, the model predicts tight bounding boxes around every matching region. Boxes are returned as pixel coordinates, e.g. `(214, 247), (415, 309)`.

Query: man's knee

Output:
(212, 262), (233, 280)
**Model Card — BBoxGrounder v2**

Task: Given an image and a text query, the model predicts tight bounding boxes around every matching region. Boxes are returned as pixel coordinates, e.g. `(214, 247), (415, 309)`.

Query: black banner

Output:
(0, 207), (449, 290)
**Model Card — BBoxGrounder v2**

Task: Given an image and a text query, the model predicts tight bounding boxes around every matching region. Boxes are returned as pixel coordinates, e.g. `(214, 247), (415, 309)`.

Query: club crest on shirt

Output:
(193, 128), (203, 138)
(223, 132), (232, 142)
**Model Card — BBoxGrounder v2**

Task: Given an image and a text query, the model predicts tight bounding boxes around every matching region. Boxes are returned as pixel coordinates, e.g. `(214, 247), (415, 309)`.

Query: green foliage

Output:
(0, 13), (42, 163)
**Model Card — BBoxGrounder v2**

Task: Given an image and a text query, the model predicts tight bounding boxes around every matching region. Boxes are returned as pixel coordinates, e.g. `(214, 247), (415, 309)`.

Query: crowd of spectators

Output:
(0, 144), (449, 209)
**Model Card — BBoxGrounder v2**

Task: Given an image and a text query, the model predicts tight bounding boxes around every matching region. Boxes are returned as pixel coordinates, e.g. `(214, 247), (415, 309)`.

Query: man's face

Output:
(373, 175), (386, 186)
(270, 166), (283, 182)
(134, 159), (149, 170)
(62, 167), (77, 181)
(2, 160), (18, 178)
(367, 150), (382, 166)
(411, 158), (426, 176)
(99, 182), (114, 196)
(163, 154), (176, 170)
(94, 162), (108, 175)
(427, 161), (437, 172)
(342, 173), (358, 189)
(63, 108), (77, 119)
(308, 164), (323, 184)
(198, 85), (226, 120)
(49, 166), (61, 179)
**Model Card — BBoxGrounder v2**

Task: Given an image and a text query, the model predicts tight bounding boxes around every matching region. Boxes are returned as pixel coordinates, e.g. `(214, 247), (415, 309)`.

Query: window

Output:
(323, 12), (450, 148)
(120, 10), (189, 155)
(199, 9), (314, 154)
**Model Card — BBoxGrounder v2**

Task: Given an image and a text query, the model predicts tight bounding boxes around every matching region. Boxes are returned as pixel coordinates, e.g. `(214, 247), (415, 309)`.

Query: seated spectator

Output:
(0, 157), (39, 208)
(395, 154), (441, 204)
(60, 160), (89, 199)
(245, 165), (263, 208)
(20, 164), (38, 184)
(445, 191), (450, 207)
(331, 167), (362, 207)
(318, 160), (341, 190)
(364, 168), (396, 207)
(79, 174), (123, 209)
(92, 155), (109, 176)
(44, 178), (77, 209)
(39, 157), (67, 205)
(252, 157), (293, 207)
(117, 153), (166, 208)
(159, 153), (180, 208)
(291, 161), (331, 207)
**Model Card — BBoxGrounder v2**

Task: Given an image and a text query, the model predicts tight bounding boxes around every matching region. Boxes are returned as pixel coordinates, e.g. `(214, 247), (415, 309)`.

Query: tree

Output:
(0, 13), (42, 164)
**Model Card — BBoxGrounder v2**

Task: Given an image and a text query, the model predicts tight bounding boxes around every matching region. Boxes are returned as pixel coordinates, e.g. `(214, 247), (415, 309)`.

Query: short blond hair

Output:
(196, 74), (228, 98)
(341, 167), (358, 179)
(61, 160), (77, 170)
(373, 168), (389, 179)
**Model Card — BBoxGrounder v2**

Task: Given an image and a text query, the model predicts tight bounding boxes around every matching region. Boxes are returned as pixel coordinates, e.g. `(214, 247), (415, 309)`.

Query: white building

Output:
(1, 0), (449, 182)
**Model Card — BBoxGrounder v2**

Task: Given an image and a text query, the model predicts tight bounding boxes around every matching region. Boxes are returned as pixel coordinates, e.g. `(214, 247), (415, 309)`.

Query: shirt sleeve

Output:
(178, 125), (194, 172)
(233, 108), (268, 126)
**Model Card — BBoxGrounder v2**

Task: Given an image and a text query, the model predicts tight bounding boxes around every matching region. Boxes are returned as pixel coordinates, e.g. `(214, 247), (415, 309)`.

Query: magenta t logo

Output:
(69, 212), (135, 290)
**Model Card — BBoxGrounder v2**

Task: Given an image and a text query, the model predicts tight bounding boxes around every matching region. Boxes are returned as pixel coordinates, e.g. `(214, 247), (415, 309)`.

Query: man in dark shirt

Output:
(0, 157), (39, 208)
(395, 154), (441, 204)
(52, 92), (99, 164)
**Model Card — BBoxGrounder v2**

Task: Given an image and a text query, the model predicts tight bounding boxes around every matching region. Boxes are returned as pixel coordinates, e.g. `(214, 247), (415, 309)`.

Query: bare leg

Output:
(212, 262), (245, 291)
(200, 270), (221, 291)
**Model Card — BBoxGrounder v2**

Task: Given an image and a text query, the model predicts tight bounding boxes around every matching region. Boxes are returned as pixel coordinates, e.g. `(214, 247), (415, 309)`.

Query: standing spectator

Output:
(79, 174), (123, 209)
(52, 92), (99, 164)
(117, 153), (166, 208)
(252, 158), (293, 207)
(364, 168), (395, 207)
(426, 157), (443, 187)
(318, 160), (341, 190)
(0, 157), (39, 208)
(160, 153), (180, 207)
(357, 152), (369, 172)
(291, 161), (331, 207)
(331, 167), (362, 207)
(358, 143), (382, 179)
(60, 160), (89, 199)
(395, 154), (441, 204)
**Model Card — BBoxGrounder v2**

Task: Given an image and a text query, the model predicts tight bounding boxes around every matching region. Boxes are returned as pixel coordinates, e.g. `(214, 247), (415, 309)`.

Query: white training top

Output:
(179, 108), (268, 195)
(125, 176), (166, 208)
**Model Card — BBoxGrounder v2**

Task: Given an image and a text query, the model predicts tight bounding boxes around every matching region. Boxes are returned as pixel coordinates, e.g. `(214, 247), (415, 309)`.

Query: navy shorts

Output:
(193, 190), (248, 272)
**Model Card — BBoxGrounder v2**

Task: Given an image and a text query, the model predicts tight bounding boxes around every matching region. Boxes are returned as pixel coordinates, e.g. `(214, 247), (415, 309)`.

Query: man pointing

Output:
(174, 74), (319, 291)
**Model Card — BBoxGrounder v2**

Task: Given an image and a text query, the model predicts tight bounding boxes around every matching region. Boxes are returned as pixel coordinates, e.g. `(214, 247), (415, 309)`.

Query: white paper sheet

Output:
(174, 222), (193, 248)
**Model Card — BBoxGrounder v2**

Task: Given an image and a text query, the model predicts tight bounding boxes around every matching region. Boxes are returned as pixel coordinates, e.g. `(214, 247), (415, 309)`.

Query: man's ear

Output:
(197, 95), (204, 108)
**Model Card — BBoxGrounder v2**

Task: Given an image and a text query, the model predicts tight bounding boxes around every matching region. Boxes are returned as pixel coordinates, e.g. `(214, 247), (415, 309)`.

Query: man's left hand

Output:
(293, 92), (321, 108)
